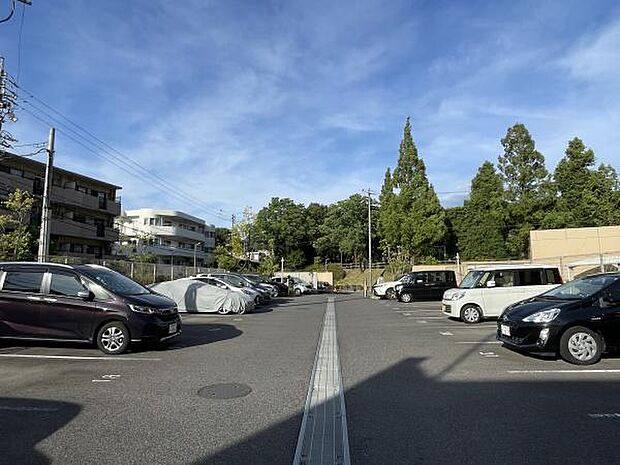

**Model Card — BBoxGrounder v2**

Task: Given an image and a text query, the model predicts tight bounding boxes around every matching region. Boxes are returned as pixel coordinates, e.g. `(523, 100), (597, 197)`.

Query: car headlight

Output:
(522, 308), (561, 323)
(395, 284), (403, 291)
(129, 304), (156, 314)
(447, 290), (466, 301)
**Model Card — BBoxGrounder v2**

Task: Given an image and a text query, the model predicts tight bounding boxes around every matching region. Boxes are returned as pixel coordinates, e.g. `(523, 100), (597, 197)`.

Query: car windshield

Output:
(80, 267), (150, 295)
(541, 275), (619, 300)
(459, 270), (484, 289)
(220, 276), (246, 288)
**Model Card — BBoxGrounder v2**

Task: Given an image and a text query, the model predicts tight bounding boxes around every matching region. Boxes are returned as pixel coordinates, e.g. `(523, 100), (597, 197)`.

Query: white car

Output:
(372, 274), (413, 299)
(442, 265), (563, 324)
(193, 276), (262, 306)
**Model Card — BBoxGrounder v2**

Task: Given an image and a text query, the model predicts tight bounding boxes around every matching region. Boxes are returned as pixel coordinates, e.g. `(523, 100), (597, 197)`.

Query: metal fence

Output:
(48, 255), (221, 285)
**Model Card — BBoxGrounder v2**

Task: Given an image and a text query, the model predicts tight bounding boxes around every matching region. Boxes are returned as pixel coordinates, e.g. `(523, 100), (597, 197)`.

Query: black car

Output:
(0, 262), (181, 355)
(497, 273), (620, 365)
(395, 270), (457, 303)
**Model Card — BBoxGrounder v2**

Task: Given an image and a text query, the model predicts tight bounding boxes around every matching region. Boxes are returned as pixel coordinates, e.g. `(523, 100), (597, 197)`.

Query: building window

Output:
(9, 168), (23, 177)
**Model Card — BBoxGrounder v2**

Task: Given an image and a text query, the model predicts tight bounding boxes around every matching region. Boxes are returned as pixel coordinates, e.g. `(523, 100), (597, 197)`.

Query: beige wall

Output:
(530, 226), (620, 260)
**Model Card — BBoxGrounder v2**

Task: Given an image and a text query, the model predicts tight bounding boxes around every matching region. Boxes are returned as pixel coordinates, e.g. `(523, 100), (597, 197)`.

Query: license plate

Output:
(501, 324), (511, 336)
(169, 323), (177, 334)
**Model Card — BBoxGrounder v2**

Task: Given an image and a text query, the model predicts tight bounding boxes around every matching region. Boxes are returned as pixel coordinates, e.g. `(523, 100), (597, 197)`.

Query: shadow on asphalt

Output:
(186, 355), (620, 465)
(162, 323), (242, 351)
(0, 397), (81, 465)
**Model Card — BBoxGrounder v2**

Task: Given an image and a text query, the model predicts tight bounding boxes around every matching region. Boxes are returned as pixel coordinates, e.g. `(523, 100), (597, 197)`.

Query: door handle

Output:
(27, 296), (42, 301)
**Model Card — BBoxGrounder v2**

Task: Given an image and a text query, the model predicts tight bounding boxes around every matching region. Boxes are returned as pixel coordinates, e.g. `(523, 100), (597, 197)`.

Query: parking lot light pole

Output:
(194, 241), (202, 274)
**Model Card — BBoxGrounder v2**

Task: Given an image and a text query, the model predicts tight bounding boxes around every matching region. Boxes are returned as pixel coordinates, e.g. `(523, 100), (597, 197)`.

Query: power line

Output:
(15, 0), (25, 83)
(17, 96), (230, 220)
(14, 100), (231, 222)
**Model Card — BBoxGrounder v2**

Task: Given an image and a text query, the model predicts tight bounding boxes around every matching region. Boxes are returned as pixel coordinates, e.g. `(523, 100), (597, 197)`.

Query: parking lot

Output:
(2, 294), (620, 464)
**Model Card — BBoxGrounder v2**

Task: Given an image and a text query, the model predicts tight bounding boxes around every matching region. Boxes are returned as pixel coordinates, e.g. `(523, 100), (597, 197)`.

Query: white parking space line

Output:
(479, 351), (499, 358)
(455, 341), (501, 344)
(589, 413), (620, 419)
(508, 369), (620, 374)
(293, 297), (350, 465)
(439, 331), (453, 336)
(0, 354), (160, 361)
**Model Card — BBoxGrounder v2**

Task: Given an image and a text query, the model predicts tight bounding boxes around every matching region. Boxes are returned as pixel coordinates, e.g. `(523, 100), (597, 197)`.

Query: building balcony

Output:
(51, 186), (121, 216)
(50, 218), (119, 242)
(138, 225), (206, 242)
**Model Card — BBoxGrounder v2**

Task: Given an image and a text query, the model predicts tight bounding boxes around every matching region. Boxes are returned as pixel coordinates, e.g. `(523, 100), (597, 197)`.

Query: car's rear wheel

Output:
(399, 292), (413, 303)
(294, 288), (302, 296)
(385, 288), (396, 300)
(560, 326), (602, 365)
(96, 321), (129, 355)
(461, 305), (482, 324)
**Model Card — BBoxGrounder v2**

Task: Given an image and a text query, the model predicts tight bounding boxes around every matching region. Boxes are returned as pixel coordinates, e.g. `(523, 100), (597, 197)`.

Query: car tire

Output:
(560, 326), (603, 365)
(385, 288), (396, 300)
(96, 321), (129, 355)
(399, 292), (413, 303)
(272, 288), (279, 297)
(461, 305), (482, 324)
(294, 288), (302, 296)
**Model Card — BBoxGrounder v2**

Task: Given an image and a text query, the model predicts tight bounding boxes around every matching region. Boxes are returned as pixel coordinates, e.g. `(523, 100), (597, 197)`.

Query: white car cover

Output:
(151, 279), (253, 314)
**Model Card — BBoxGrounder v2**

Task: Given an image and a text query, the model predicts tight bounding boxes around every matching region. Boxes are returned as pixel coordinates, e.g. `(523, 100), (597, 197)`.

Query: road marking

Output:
(233, 318), (243, 321)
(92, 379), (112, 383)
(101, 374), (121, 379)
(440, 331), (453, 336)
(418, 320), (428, 323)
(0, 354), (160, 361)
(508, 369), (620, 374)
(589, 413), (620, 418)
(293, 297), (350, 465)
(479, 351), (499, 358)
(455, 341), (501, 344)
(0, 405), (60, 412)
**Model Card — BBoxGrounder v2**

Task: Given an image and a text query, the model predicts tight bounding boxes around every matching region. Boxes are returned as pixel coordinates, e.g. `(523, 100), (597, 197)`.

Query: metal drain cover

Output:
(198, 383), (252, 400)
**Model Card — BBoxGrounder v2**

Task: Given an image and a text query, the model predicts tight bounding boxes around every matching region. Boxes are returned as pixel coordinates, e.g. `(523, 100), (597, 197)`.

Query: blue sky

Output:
(1, 0), (619, 226)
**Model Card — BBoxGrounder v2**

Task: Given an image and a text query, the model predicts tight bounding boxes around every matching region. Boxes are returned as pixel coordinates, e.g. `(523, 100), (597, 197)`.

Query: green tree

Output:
(545, 138), (620, 228)
(315, 194), (374, 264)
(0, 189), (36, 260)
(498, 123), (552, 258)
(379, 118), (446, 262)
(458, 161), (508, 260)
(254, 197), (309, 265)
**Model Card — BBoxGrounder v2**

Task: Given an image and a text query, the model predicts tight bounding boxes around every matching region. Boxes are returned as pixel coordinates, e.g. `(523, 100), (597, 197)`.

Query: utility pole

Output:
(37, 127), (55, 262)
(0, 57), (19, 149)
(362, 188), (375, 297)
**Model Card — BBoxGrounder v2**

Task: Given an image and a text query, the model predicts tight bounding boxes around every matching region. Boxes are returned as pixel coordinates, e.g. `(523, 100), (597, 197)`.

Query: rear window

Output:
(516, 269), (543, 286)
(545, 269), (562, 285)
(3, 271), (44, 293)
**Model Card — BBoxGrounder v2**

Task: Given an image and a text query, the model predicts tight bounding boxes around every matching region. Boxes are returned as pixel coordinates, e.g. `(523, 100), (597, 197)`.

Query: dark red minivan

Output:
(0, 262), (181, 354)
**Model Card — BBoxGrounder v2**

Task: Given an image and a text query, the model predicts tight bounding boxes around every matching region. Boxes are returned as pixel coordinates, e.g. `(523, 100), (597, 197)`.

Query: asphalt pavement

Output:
(2, 294), (620, 464)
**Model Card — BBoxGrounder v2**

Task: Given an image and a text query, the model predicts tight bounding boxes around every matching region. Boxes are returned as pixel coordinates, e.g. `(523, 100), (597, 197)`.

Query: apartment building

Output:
(116, 208), (216, 266)
(0, 151), (121, 258)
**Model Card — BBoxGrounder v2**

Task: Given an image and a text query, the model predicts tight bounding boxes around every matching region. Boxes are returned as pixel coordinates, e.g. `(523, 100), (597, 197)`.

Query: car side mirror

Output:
(486, 281), (496, 288)
(78, 290), (93, 300)
(602, 293), (620, 306)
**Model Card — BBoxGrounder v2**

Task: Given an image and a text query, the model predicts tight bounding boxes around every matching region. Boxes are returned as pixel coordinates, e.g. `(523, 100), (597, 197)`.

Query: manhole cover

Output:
(197, 383), (252, 400)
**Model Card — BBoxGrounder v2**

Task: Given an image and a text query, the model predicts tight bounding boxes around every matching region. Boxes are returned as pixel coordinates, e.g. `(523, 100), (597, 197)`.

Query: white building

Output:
(116, 208), (216, 266)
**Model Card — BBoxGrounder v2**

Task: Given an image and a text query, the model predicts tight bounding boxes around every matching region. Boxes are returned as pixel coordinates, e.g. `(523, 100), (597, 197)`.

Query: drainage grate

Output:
(197, 383), (252, 400)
